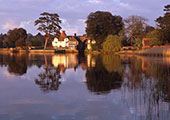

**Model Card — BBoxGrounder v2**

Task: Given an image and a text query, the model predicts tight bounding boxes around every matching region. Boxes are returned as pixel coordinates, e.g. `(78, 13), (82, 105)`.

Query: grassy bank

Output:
(118, 47), (170, 57)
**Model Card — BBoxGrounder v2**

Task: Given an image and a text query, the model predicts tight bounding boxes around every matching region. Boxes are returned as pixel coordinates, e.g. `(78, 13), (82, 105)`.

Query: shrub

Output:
(134, 38), (142, 49)
(146, 29), (163, 46)
(102, 35), (122, 52)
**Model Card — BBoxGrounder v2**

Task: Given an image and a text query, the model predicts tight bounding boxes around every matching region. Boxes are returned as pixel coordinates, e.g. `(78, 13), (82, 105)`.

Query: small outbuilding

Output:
(142, 38), (152, 48)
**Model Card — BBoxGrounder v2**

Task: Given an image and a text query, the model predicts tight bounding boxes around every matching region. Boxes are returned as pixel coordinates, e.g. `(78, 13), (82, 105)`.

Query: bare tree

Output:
(124, 15), (148, 45)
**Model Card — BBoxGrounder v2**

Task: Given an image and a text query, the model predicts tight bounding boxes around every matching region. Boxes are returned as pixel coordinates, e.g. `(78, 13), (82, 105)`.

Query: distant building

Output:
(52, 31), (95, 50)
(52, 31), (69, 49)
(68, 36), (78, 50)
(79, 35), (95, 50)
(142, 38), (152, 48)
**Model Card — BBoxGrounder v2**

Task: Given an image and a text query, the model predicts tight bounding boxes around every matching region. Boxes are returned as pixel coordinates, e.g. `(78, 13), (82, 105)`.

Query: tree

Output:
(124, 15), (148, 45)
(146, 29), (163, 46)
(156, 4), (170, 43)
(0, 33), (7, 48)
(30, 38), (42, 47)
(85, 11), (123, 50)
(102, 35), (122, 52)
(35, 12), (62, 49)
(134, 38), (142, 49)
(6, 28), (27, 48)
(35, 33), (45, 46)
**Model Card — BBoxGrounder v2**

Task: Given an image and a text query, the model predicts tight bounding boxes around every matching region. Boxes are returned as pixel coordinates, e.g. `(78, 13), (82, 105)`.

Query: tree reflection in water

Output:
(1, 53), (170, 119)
(8, 54), (28, 75)
(0, 53), (28, 75)
(86, 55), (123, 94)
(35, 55), (62, 92)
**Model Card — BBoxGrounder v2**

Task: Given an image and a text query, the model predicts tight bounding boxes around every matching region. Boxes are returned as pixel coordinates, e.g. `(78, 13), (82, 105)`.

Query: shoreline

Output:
(1, 47), (170, 57)
(117, 47), (170, 57)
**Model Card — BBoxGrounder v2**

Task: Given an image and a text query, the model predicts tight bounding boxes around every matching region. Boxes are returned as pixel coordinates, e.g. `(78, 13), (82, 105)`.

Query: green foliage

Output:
(6, 28), (27, 48)
(102, 35), (122, 52)
(35, 12), (62, 49)
(146, 29), (163, 46)
(25, 33), (45, 47)
(86, 11), (123, 50)
(156, 4), (170, 43)
(134, 38), (142, 49)
(31, 38), (42, 46)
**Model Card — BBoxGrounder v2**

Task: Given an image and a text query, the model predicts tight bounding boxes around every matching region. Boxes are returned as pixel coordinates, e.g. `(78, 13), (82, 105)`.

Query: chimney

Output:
(62, 30), (65, 34)
(74, 33), (77, 37)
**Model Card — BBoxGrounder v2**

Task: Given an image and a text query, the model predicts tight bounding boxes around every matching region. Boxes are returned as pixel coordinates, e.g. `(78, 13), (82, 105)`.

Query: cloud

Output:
(19, 20), (38, 34)
(13, 0), (50, 2)
(0, 0), (169, 34)
(61, 18), (78, 35)
(78, 19), (86, 23)
(2, 21), (17, 30)
(19, 20), (32, 28)
(60, 18), (86, 35)
(64, 28), (78, 35)
(3, 71), (14, 79)
(88, 0), (102, 4)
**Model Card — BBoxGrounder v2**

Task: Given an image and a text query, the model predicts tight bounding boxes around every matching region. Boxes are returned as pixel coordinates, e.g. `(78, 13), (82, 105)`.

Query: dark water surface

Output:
(0, 53), (170, 120)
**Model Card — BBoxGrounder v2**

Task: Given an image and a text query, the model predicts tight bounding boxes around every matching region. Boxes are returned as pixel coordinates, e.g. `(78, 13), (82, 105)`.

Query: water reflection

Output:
(86, 55), (123, 94)
(121, 55), (170, 119)
(0, 53), (28, 75)
(0, 53), (170, 119)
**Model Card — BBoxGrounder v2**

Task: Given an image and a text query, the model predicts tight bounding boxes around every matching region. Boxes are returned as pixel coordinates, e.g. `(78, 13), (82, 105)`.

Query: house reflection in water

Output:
(52, 54), (78, 71)
(87, 54), (96, 68)
(52, 54), (96, 71)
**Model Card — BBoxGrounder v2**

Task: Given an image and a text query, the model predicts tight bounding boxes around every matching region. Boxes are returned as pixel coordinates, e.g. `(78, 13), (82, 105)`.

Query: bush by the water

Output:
(102, 35), (122, 52)
(134, 38), (142, 49)
(146, 29), (163, 46)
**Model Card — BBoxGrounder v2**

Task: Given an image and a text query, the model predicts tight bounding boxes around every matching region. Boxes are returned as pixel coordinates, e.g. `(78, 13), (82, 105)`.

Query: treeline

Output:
(0, 4), (169, 51)
(0, 29), (45, 49)
(86, 4), (170, 52)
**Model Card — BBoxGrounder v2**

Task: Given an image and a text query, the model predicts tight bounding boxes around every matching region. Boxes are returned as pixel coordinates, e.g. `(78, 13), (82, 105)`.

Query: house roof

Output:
(58, 31), (67, 41)
(56, 32), (91, 43)
(69, 36), (77, 42)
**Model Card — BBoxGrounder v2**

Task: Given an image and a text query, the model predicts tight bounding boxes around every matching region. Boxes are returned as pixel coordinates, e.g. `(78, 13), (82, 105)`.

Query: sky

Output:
(0, 0), (169, 35)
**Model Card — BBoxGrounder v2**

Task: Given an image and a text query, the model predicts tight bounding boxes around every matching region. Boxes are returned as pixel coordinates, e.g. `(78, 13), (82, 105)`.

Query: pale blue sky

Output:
(0, 0), (169, 35)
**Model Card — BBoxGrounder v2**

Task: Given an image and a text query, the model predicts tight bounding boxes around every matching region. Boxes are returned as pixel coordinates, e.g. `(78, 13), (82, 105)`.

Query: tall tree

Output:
(85, 11), (123, 50)
(35, 12), (62, 49)
(6, 28), (27, 48)
(124, 15), (148, 45)
(156, 4), (170, 43)
(0, 33), (7, 48)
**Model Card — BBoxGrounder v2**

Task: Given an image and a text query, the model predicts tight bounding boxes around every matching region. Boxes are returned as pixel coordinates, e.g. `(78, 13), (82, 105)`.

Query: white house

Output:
(52, 31), (96, 50)
(52, 31), (69, 49)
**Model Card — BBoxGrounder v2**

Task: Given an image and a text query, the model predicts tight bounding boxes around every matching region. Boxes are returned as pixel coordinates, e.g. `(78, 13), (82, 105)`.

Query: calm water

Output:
(0, 53), (170, 120)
